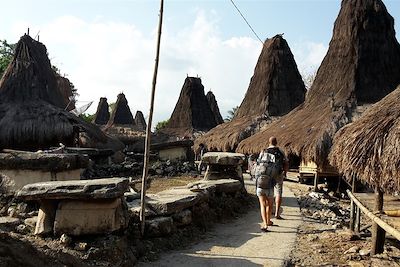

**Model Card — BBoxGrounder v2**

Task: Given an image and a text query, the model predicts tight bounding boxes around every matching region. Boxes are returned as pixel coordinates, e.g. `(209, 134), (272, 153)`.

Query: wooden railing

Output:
(347, 189), (400, 254)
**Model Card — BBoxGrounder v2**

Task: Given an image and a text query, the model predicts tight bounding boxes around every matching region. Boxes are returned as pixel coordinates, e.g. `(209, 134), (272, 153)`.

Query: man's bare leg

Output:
(258, 195), (268, 229)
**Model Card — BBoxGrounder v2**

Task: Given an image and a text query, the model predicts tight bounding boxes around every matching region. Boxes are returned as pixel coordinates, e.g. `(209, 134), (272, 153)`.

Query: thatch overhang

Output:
(237, 0), (400, 165)
(160, 77), (217, 138)
(0, 35), (124, 151)
(108, 93), (135, 127)
(135, 111), (147, 131)
(206, 91), (224, 125)
(195, 35), (306, 152)
(93, 97), (110, 125)
(56, 75), (75, 111)
(329, 86), (400, 194)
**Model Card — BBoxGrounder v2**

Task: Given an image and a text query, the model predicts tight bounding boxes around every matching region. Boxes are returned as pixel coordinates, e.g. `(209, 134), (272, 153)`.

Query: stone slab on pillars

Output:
(16, 178), (129, 200)
(146, 188), (208, 216)
(201, 152), (245, 166)
(54, 198), (128, 236)
(187, 179), (243, 194)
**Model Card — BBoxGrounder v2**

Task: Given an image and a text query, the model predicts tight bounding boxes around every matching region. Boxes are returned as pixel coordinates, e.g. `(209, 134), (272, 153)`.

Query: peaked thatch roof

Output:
(93, 97), (110, 125)
(56, 75), (75, 111)
(108, 93), (135, 126)
(161, 77), (217, 137)
(135, 111), (147, 131)
(237, 0), (400, 164)
(195, 35), (306, 152)
(206, 91), (224, 125)
(329, 86), (400, 194)
(0, 35), (124, 151)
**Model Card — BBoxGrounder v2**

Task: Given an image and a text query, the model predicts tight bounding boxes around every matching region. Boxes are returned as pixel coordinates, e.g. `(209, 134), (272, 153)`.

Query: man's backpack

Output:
(255, 147), (284, 189)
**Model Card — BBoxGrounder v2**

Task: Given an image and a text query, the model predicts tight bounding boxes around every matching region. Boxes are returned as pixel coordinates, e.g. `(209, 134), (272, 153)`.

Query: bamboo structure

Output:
(140, 0), (164, 235)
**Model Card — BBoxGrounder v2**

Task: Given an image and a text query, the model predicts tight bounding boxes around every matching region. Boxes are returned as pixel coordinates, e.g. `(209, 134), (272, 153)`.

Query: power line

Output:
(229, 0), (264, 44)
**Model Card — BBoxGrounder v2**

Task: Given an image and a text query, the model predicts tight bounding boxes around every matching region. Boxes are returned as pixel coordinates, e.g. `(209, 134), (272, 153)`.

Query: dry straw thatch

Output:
(161, 77), (217, 137)
(134, 111), (147, 132)
(237, 0), (400, 165)
(0, 35), (124, 151)
(195, 35), (306, 152)
(108, 93), (135, 126)
(330, 86), (400, 194)
(206, 91), (224, 125)
(93, 97), (110, 125)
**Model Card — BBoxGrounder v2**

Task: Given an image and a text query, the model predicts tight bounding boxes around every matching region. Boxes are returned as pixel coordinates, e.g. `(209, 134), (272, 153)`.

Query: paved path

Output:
(139, 178), (302, 267)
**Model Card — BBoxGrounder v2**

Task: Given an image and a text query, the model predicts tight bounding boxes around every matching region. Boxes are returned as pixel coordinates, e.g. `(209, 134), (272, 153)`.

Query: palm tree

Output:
(224, 106), (239, 122)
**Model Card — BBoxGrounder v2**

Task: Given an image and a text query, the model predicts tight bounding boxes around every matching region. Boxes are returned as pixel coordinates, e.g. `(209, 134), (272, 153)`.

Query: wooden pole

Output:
(371, 186), (385, 255)
(140, 0), (164, 236)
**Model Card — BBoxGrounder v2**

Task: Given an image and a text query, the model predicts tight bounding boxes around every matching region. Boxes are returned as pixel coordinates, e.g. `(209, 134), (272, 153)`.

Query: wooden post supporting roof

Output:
(140, 0), (164, 236)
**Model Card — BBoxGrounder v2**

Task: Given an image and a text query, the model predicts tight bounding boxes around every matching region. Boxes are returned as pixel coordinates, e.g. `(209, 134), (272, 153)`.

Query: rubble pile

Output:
(82, 158), (197, 179)
(297, 190), (350, 229)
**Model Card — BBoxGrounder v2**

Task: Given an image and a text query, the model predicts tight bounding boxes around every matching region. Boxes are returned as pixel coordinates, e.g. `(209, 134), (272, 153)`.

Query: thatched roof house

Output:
(134, 111), (147, 132)
(0, 35), (124, 151)
(108, 93), (135, 126)
(56, 75), (75, 111)
(206, 91), (224, 125)
(237, 0), (400, 166)
(93, 97), (110, 125)
(161, 77), (217, 137)
(195, 35), (306, 151)
(330, 86), (400, 194)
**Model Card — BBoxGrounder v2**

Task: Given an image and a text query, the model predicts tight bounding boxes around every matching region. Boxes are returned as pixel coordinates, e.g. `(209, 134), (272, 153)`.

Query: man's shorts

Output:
(256, 187), (274, 198)
(274, 174), (284, 196)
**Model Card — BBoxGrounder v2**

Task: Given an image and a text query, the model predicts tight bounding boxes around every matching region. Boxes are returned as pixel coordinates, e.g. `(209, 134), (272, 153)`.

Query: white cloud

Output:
(6, 11), (328, 126)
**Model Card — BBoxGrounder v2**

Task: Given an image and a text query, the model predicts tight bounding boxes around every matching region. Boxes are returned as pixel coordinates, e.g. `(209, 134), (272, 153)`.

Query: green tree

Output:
(224, 106), (239, 122)
(0, 40), (16, 77)
(80, 113), (95, 123)
(155, 119), (169, 132)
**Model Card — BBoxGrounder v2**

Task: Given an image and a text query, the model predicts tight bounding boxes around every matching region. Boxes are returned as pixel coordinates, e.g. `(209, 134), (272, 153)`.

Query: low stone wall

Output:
(127, 179), (247, 238)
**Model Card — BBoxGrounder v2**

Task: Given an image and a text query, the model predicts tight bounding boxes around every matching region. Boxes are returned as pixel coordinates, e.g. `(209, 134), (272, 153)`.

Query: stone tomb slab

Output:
(201, 152), (245, 166)
(146, 188), (208, 216)
(187, 179), (243, 194)
(17, 178), (129, 200)
(17, 178), (129, 236)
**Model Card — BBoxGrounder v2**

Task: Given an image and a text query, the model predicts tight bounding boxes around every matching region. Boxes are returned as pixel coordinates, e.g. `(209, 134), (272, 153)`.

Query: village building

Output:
(237, 0), (400, 185)
(195, 35), (306, 152)
(160, 77), (220, 139)
(92, 97), (110, 125)
(0, 34), (124, 152)
(206, 91), (224, 125)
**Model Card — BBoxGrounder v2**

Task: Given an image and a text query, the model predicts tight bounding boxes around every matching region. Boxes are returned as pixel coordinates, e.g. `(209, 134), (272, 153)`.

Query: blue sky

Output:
(1, 0), (400, 125)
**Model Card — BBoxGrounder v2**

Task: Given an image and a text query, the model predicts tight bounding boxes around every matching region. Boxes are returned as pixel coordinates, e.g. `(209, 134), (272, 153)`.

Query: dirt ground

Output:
(286, 181), (400, 267)
(146, 175), (202, 194)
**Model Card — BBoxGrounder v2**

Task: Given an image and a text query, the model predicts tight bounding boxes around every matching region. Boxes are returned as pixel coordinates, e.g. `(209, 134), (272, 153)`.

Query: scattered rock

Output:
(172, 210), (192, 226)
(145, 217), (174, 237)
(75, 242), (88, 251)
(24, 216), (37, 228)
(16, 224), (29, 234)
(60, 233), (72, 246)
(344, 246), (360, 254)
(0, 216), (21, 228)
(359, 249), (370, 256)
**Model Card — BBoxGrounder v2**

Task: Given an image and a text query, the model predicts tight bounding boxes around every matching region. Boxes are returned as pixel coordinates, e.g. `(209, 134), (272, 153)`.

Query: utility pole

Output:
(140, 0), (164, 236)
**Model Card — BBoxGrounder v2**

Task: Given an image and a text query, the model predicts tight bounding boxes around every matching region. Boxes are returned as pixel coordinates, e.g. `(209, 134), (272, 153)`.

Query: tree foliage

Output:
(155, 119), (169, 132)
(80, 113), (95, 123)
(0, 40), (16, 77)
(224, 106), (239, 122)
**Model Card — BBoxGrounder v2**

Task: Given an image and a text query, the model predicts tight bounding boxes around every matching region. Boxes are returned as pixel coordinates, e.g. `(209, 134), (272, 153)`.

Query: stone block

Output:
(201, 152), (245, 166)
(145, 217), (174, 237)
(172, 210), (192, 226)
(127, 198), (156, 218)
(53, 198), (128, 235)
(187, 179), (243, 194)
(17, 178), (129, 200)
(147, 188), (207, 215)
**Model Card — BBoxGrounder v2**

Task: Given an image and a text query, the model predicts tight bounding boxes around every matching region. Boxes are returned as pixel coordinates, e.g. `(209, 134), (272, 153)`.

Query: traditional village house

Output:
(237, 0), (400, 186)
(195, 35), (306, 152)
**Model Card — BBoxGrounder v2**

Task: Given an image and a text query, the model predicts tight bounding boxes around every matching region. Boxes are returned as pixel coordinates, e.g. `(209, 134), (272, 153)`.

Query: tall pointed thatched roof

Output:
(134, 111), (147, 131)
(195, 35), (306, 152)
(93, 97), (110, 125)
(206, 91), (224, 125)
(108, 93), (135, 126)
(56, 75), (75, 111)
(0, 35), (124, 151)
(237, 0), (400, 164)
(330, 86), (400, 194)
(161, 77), (217, 137)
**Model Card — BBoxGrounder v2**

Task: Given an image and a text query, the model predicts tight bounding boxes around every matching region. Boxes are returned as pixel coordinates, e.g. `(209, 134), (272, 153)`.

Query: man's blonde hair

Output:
(269, 136), (277, 146)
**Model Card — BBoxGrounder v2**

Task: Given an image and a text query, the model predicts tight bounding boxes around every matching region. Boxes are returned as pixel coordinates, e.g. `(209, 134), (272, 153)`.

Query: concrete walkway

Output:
(139, 178), (302, 267)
